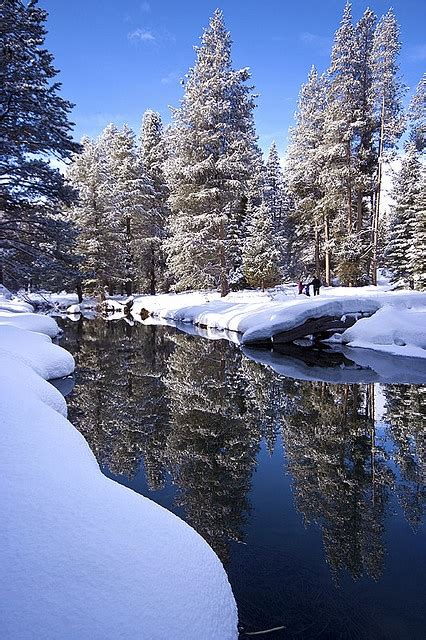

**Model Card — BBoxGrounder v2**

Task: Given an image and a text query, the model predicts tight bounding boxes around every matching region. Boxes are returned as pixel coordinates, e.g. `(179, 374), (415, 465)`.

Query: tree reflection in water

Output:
(280, 382), (392, 583)
(63, 318), (172, 484)
(164, 334), (260, 561)
(61, 318), (425, 586)
(383, 384), (425, 531)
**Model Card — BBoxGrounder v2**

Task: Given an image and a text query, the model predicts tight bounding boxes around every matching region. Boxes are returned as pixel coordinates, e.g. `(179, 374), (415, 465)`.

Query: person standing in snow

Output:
(304, 282), (311, 296)
(311, 275), (321, 296)
(297, 280), (304, 294)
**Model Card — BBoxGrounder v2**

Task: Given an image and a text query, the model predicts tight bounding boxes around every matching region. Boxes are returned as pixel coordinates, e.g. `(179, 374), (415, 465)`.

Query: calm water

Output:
(57, 317), (425, 640)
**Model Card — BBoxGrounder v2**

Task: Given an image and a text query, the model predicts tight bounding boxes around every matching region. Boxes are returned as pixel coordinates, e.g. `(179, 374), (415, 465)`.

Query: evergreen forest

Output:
(1, 1), (425, 296)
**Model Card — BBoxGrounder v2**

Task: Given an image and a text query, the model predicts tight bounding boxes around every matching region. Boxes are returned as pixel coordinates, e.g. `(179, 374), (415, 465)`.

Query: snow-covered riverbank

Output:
(0, 296), (238, 639)
(129, 285), (426, 359)
(19, 283), (426, 359)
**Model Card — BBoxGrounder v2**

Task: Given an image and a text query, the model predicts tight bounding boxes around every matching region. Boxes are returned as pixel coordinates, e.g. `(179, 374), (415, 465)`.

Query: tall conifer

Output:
(0, 0), (80, 288)
(165, 10), (257, 295)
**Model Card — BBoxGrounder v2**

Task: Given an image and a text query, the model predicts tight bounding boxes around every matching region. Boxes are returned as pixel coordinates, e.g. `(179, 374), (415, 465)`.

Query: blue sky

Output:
(42, 0), (425, 157)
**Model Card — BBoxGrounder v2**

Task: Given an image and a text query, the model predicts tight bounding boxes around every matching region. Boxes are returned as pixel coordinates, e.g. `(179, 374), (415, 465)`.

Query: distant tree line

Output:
(1, 1), (424, 294)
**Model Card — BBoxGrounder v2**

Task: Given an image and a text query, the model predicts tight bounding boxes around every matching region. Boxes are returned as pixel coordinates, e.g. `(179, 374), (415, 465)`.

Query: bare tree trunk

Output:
(356, 192), (363, 232)
(149, 242), (156, 295)
(76, 281), (83, 303)
(125, 215), (133, 296)
(324, 214), (331, 286)
(219, 219), (229, 297)
(314, 222), (320, 276)
(371, 95), (385, 286)
(347, 141), (352, 233)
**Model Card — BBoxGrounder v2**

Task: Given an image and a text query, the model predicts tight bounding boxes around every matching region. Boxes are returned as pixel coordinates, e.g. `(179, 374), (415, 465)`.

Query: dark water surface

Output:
(58, 317), (426, 640)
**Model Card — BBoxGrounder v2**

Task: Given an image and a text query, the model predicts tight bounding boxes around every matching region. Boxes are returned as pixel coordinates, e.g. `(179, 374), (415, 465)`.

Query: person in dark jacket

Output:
(311, 275), (321, 296)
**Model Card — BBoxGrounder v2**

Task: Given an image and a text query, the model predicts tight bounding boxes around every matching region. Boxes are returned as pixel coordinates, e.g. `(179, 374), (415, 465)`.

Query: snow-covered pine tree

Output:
(242, 202), (281, 291)
(66, 136), (114, 295)
(286, 66), (327, 280)
(320, 2), (366, 285)
(408, 74), (426, 153)
(353, 8), (377, 232)
(264, 142), (295, 276)
(408, 174), (426, 291)
(386, 143), (424, 288)
(165, 9), (258, 296)
(233, 146), (265, 289)
(0, 0), (80, 289)
(139, 110), (169, 293)
(370, 8), (406, 283)
(405, 77), (426, 290)
(99, 123), (155, 295)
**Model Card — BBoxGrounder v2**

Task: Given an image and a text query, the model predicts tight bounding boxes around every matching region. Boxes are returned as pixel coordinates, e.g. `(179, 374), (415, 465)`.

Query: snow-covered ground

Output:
(0, 294), (238, 640)
(125, 285), (426, 359)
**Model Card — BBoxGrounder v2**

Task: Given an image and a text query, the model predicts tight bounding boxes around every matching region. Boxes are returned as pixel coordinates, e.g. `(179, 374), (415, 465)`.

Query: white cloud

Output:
(128, 28), (155, 43)
(161, 71), (180, 85)
(300, 32), (332, 56)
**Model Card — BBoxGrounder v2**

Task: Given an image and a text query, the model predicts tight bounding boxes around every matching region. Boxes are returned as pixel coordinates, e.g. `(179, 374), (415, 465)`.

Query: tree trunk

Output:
(149, 242), (156, 295)
(76, 281), (83, 303)
(347, 141), (352, 233)
(324, 214), (331, 286)
(219, 219), (229, 297)
(314, 223), (320, 276)
(356, 192), (363, 232)
(371, 95), (385, 286)
(125, 215), (133, 296)
(125, 280), (132, 296)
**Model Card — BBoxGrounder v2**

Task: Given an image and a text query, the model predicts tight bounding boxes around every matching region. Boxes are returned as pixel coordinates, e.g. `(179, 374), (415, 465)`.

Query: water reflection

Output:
(58, 318), (426, 638)
(281, 382), (391, 583)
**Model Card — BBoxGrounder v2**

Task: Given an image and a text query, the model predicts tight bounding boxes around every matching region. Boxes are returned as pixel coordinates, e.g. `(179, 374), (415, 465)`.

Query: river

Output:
(57, 316), (426, 639)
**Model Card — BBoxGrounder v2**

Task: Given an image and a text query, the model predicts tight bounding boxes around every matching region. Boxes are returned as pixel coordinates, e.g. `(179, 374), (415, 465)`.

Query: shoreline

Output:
(0, 297), (238, 640)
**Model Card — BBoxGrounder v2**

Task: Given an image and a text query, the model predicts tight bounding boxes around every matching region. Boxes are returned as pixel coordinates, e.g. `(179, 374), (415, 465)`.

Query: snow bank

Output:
(0, 324), (74, 379)
(340, 306), (426, 358)
(0, 310), (61, 338)
(0, 302), (238, 640)
(132, 288), (426, 354)
(0, 296), (34, 313)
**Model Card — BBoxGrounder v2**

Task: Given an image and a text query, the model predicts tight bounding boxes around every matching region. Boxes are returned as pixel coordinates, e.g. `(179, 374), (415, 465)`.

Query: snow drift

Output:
(0, 301), (238, 640)
(130, 287), (426, 359)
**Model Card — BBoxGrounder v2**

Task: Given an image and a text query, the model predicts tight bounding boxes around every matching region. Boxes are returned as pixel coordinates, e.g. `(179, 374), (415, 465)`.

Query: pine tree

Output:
(286, 66), (327, 279)
(320, 2), (366, 285)
(386, 143), (424, 287)
(139, 110), (169, 293)
(67, 136), (114, 295)
(99, 123), (154, 295)
(242, 202), (281, 290)
(370, 8), (406, 283)
(408, 74), (426, 153)
(165, 9), (258, 296)
(0, 0), (80, 289)
(264, 142), (295, 275)
(287, 4), (405, 287)
(408, 163), (426, 291)
(352, 9), (377, 233)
